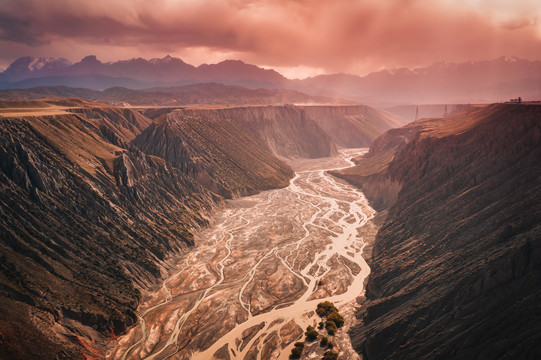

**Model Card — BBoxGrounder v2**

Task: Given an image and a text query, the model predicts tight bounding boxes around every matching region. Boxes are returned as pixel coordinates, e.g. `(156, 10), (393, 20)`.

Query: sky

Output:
(0, 0), (540, 78)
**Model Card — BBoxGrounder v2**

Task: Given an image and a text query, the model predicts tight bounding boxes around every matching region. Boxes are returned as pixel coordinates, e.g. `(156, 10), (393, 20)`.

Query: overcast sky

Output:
(0, 0), (540, 78)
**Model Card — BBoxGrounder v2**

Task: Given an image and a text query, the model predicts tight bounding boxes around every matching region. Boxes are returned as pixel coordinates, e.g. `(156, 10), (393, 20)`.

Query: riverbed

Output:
(107, 149), (376, 360)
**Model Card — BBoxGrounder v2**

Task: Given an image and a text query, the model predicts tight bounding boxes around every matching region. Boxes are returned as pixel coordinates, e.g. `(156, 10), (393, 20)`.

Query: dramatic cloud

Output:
(0, 0), (540, 77)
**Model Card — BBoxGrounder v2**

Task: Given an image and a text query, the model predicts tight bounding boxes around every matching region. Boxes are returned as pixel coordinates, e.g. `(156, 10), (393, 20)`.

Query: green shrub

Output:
(320, 336), (328, 347)
(318, 321), (325, 329)
(294, 342), (305, 348)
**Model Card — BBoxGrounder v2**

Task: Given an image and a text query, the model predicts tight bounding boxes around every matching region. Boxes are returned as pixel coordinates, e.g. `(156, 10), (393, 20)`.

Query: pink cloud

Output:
(0, 0), (540, 75)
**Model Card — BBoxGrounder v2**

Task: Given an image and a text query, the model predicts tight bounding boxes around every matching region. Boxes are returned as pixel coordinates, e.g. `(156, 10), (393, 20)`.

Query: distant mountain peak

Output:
(149, 55), (188, 65)
(1, 56), (72, 80)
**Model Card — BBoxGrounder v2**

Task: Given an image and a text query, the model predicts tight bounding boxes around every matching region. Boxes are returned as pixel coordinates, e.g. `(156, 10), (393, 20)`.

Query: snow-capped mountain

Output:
(0, 55), (287, 89)
(1, 56), (72, 81)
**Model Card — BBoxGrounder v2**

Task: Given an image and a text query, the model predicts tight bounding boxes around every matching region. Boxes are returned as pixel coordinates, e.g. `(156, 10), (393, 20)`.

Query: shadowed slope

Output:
(334, 104), (541, 359)
(0, 101), (219, 359)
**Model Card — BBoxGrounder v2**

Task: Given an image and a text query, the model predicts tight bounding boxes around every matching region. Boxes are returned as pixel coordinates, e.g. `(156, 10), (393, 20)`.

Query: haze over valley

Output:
(0, 1), (540, 360)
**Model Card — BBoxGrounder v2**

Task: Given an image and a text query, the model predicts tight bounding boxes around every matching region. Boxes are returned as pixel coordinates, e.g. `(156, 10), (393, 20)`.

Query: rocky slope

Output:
(333, 104), (541, 359)
(172, 105), (338, 159)
(0, 100), (221, 359)
(0, 98), (399, 359)
(133, 108), (296, 198)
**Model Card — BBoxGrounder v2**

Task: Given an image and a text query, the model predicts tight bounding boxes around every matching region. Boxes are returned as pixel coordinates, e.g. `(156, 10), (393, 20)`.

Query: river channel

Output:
(107, 149), (376, 360)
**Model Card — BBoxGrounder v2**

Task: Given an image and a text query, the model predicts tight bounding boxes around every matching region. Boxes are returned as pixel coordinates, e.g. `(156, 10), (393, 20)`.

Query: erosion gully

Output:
(107, 149), (376, 360)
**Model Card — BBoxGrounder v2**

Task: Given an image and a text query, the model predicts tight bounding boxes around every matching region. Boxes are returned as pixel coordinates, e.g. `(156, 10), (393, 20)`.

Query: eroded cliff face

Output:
(0, 103), (219, 359)
(132, 109), (295, 198)
(303, 105), (405, 148)
(175, 105), (338, 158)
(339, 104), (541, 359)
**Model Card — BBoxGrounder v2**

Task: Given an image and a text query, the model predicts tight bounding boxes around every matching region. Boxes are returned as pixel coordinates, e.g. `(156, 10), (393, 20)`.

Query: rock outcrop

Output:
(335, 104), (541, 359)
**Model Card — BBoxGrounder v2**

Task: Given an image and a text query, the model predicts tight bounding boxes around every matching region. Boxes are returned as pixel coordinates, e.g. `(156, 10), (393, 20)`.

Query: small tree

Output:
(326, 321), (337, 336)
(290, 342), (304, 359)
(320, 336), (328, 347)
(290, 346), (303, 359)
(316, 301), (338, 317)
(305, 325), (318, 341)
(327, 311), (344, 328)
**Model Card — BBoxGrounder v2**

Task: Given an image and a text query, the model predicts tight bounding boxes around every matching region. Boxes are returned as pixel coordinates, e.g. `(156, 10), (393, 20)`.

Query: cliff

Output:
(303, 105), (404, 148)
(172, 105), (338, 159)
(0, 101), (219, 359)
(0, 99), (404, 358)
(335, 104), (541, 359)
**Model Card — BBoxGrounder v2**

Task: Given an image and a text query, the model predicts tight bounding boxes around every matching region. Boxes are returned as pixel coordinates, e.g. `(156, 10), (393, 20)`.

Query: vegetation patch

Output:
(323, 350), (339, 360)
(305, 325), (319, 341)
(289, 342), (305, 359)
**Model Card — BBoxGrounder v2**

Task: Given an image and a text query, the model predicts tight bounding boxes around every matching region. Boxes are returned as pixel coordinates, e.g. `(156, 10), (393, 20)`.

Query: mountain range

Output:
(0, 55), (287, 90)
(0, 83), (341, 107)
(1, 55), (540, 105)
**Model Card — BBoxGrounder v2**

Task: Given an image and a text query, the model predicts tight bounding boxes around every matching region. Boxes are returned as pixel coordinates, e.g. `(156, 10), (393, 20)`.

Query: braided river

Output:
(108, 149), (376, 360)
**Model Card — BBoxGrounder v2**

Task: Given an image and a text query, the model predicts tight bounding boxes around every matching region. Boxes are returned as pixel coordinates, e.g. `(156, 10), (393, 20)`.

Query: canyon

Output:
(107, 149), (376, 360)
(0, 99), (398, 359)
(1, 96), (539, 359)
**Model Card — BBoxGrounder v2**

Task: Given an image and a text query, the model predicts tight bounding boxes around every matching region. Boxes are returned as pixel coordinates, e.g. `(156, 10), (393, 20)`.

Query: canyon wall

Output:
(335, 104), (541, 359)
(133, 108), (295, 198)
(303, 105), (404, 148)
(0, 104), (222, 359)
(173, 105), (338, 159)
